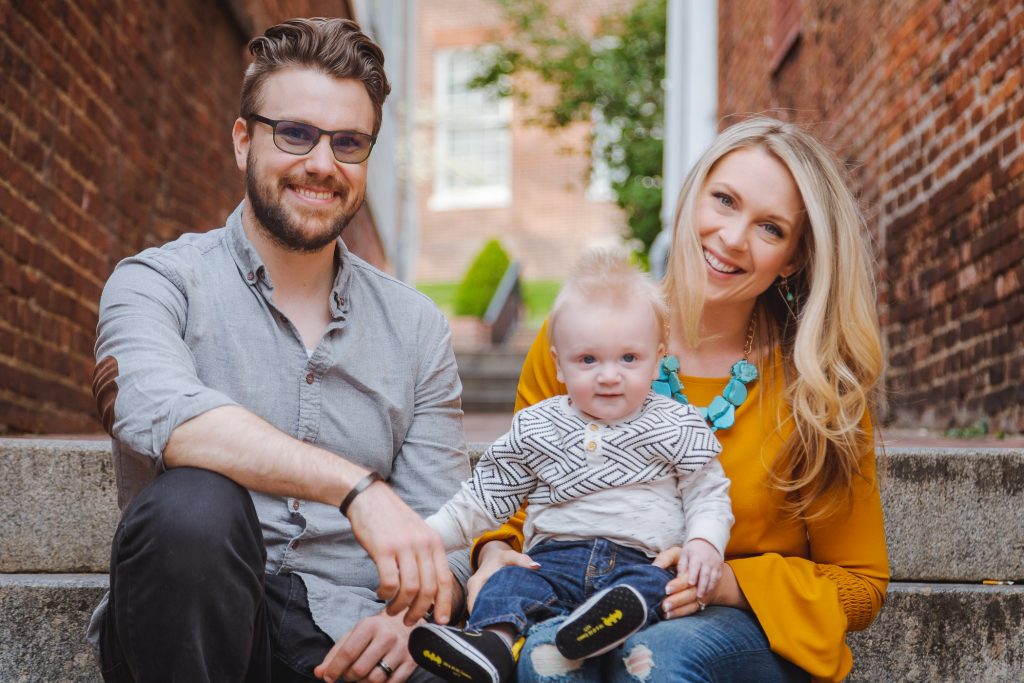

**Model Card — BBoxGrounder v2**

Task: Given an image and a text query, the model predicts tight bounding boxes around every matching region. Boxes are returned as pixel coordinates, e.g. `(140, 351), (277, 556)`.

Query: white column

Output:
(652, 0), (718, 279)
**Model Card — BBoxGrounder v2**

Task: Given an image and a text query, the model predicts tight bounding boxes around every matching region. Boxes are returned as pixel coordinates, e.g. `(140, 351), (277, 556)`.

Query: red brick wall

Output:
(719, 0), (1023, 433)
(0, 0), (360, 434)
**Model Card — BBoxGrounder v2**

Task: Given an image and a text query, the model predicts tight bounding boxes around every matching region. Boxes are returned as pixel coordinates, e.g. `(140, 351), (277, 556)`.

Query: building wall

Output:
(413, 0), (633, 284)
(718, 0), (1023, 432)
(0, 0), (379, 434)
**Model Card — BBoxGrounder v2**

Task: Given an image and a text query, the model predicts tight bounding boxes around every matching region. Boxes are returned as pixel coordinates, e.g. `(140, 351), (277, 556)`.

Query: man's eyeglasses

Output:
(248, 114), (376, 164)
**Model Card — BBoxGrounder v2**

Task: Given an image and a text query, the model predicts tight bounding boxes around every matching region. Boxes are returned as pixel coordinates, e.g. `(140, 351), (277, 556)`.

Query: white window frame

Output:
(429, 47), (512, 211)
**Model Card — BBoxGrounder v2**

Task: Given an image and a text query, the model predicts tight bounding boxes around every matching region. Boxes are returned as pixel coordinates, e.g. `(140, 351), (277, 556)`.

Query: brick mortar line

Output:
(0, 316), (96, 363)
(0, 176), (110, 293)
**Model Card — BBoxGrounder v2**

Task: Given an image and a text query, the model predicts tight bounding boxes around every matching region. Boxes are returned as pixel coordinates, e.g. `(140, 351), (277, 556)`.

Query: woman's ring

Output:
(376, 659), (394, 677)
(697, 600), (706, 611)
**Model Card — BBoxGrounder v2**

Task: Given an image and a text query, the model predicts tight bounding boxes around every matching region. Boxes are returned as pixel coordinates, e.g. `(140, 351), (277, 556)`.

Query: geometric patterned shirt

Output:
(429, 392), (732, 556)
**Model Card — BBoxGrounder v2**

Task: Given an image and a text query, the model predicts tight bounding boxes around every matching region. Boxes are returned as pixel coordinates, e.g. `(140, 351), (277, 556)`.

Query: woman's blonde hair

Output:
(664, 117), (884, 519)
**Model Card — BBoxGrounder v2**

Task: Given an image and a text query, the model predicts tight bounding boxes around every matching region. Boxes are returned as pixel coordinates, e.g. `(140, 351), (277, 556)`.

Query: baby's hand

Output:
(677, 538), (723, 600)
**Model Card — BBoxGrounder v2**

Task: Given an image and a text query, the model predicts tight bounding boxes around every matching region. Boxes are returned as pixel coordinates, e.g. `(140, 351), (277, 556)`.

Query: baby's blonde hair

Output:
(547, 249), (668, 349)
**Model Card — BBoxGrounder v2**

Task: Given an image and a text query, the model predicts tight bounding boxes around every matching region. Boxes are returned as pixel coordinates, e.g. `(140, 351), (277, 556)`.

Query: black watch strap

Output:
(338, 471), (384, 516)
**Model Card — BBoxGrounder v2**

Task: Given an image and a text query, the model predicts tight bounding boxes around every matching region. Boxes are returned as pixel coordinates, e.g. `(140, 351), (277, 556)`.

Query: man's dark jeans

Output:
(98, 467), (336, 683)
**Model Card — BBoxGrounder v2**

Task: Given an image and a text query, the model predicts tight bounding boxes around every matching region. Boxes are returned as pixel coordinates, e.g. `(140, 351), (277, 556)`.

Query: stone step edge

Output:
(3, 573), (1019, 593)
(3, 441), (1023, 582)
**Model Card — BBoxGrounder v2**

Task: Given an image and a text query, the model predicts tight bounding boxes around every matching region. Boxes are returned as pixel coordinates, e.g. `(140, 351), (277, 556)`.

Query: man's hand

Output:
(314, 610), (417, 683)
(346, 481), (453, 626)
(466, 540), (538, 613)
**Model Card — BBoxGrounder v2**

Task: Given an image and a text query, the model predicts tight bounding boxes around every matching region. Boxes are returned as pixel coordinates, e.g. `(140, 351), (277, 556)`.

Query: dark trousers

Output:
(98, 467), (334, 683)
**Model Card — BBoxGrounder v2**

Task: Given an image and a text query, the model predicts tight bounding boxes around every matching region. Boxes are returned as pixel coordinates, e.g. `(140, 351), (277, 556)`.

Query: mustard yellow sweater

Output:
(473, 322), (889, 682)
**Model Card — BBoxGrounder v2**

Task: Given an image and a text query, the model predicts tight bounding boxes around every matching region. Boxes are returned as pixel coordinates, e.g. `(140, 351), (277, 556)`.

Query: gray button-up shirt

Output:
(90, 202), (470, 642)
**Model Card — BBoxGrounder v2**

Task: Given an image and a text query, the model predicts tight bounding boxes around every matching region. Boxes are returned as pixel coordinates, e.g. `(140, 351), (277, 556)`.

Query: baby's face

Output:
(551, 296), (663, 422)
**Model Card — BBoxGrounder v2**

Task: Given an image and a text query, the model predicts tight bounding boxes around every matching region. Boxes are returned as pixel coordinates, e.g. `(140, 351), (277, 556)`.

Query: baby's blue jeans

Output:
(468, 539), (672, 635)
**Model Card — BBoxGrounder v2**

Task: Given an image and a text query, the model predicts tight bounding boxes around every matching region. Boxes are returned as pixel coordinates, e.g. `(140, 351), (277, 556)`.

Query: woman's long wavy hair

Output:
(664, 117), (884, 520)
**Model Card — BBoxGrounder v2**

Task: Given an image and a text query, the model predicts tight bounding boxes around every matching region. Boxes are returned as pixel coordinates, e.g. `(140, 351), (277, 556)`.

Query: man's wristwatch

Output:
(338, 471), (384, 516)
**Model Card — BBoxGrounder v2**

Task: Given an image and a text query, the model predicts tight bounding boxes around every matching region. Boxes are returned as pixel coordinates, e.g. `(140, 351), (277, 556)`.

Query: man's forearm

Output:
(164, 404), (368, 506)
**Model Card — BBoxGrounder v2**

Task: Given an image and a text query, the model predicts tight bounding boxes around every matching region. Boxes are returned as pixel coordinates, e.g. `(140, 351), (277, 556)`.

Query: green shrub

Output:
(454, 239), (512, 318)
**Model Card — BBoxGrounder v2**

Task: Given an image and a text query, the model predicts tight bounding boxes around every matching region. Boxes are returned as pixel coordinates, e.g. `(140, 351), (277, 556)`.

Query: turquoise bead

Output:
(722, 379), (747, 406)
(706, 397), (735, 430)
(663, 356), (680, 372)
(667, 372), (681, 393)
(652, 380), (672, 398)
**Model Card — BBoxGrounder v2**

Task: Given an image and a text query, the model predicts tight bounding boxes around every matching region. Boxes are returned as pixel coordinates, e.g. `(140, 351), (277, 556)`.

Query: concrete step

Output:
(460, 388), (518, 412)
(455, 348), (526, 412)
(1, 574), (1019, 682)
(0, 439), (118, 573)
(1, 439), (1023, 681)
(455, 348), (528, 378)
(2, 439), (1022, 582)
(846, 582), (1024, 681)
(0, 574), (107, 682)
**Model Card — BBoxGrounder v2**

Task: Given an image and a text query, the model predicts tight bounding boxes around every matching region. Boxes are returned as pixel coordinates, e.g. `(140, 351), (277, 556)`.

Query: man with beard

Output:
(89, 18), (467, 683)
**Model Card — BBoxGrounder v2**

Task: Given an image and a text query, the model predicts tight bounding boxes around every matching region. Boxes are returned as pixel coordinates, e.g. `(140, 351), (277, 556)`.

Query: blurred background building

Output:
(0, 0), (1020, 435)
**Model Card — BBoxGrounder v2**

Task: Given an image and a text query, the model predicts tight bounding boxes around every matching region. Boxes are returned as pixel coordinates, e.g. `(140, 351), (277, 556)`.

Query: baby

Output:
(410, 250), (733, 683)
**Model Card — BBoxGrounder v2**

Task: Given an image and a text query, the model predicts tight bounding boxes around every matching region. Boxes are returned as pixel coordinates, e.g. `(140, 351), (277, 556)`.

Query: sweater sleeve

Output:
(471, 322), (564, 565)
(728, 422), (889, 682)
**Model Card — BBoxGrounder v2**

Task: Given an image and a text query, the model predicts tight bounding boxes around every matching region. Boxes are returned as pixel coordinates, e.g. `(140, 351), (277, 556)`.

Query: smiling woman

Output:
(474, 117), (888, 683)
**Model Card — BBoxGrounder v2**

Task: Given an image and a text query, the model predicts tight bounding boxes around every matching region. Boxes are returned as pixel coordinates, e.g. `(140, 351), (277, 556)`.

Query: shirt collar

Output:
(226, 200), (353, 321)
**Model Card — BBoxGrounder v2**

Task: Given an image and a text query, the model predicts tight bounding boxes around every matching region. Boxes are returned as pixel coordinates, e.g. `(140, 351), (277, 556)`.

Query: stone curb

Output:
(847, 582), (1024, 681)
(1, 575), (1020, 682)
(0, 574), (107, 683)
(2, 439), (1023, 582)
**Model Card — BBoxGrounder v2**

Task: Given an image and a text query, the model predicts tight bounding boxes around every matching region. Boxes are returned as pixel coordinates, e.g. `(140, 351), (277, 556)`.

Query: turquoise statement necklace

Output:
(652, 318), (758, 432)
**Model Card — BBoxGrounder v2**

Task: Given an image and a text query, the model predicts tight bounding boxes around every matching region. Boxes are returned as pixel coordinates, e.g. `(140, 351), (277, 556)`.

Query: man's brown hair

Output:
(240, 18), (391, 135)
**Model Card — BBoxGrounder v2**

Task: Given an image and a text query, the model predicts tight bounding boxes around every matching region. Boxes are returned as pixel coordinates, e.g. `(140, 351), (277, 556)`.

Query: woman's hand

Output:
(653, 546), (750, 619)
(467, 540), (538, 613)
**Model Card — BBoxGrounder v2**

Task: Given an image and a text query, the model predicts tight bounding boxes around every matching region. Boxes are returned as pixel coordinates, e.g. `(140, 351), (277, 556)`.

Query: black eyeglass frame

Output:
(248, 114), (377, 164)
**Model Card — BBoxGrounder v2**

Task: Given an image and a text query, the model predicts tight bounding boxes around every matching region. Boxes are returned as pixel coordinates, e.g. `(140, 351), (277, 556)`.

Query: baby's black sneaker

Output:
(555, 584), (648, 659)
(409, 623), (515, 683)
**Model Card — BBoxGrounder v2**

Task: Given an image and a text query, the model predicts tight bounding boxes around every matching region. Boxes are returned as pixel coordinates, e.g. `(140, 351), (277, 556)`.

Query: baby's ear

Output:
(550, 346), (565, 382)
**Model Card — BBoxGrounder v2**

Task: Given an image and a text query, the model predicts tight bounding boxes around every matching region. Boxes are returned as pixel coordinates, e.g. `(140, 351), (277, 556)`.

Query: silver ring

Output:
(376, 659), (394, 677)
(697, 600), (707, 611)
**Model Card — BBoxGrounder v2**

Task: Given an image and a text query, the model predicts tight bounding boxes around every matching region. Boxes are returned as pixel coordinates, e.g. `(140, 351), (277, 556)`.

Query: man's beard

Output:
(245, 152), (360, 253)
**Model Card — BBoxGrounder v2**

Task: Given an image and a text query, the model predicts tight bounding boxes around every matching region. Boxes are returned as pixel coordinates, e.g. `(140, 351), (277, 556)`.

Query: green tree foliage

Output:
(454, 239), (512, 318)
(472, 0), (666, 256)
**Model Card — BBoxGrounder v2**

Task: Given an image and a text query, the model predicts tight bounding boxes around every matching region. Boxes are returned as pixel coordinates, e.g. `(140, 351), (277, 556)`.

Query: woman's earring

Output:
(777, 276), (797, 316)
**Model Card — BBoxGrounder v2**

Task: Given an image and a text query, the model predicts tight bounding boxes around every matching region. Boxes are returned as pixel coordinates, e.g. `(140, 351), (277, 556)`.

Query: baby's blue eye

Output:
(582, 355), (596, 364)
(623, 353), (637, 363)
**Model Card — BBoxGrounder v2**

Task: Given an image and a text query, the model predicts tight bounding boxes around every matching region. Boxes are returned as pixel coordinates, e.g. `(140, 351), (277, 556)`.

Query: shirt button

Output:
(589, 424), (598, 431)
(291, 500), (300, 511)
(338, 296), (346, 306)
(246, 271), (255, 281)
(587, 442), (597, 451)
(305, 373), (314, 384)
(291, 540), (301, 550)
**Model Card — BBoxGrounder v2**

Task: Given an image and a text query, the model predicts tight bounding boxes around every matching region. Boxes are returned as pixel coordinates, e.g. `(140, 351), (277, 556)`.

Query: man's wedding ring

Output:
(376, 659), (394, 677)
